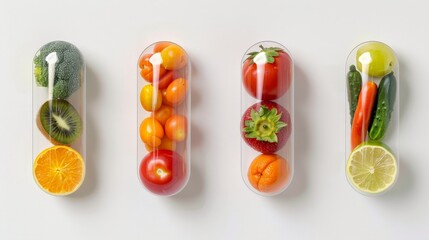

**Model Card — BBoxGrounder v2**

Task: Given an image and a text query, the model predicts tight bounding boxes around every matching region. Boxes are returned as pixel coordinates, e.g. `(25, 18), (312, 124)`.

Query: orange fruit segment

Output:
(248, 154), (290, 193)
(33, 146), (85, 196)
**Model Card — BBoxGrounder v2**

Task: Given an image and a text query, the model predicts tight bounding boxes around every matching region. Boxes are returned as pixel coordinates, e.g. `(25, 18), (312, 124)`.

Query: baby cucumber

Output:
(347, 65), (362, 124)
(369, 72), (397, 141)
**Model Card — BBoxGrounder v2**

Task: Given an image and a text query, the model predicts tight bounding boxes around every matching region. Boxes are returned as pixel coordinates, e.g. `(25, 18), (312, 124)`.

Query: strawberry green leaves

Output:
(243, 106), (287, 143)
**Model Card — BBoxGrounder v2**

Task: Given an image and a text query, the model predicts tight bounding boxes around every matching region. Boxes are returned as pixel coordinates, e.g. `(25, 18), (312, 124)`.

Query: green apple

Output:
(356, 42), (396, 77)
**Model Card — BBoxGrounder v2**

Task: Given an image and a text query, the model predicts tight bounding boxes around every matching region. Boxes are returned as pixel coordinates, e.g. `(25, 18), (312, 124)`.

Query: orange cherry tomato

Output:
(145, 136), (176, 151)
(140, 85), (162, 112)
(151, 105), (174, 126)
(139, 54), (167, 82)
(154, 42), (172, 53)
(154, 68), (188, 90)
(165, 115), (187, 142)
(161, 89), (174, 107)
(166, 78), (188, 106)
(140, 118), (164, 147)
(161, 44), (188, 70)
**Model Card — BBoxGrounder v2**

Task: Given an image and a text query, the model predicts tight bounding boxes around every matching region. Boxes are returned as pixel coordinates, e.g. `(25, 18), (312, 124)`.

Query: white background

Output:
(1, 0), (428, 239)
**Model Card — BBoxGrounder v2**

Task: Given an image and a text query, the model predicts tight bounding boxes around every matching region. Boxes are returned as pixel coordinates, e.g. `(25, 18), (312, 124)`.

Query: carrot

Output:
(351, 81), (377, 150)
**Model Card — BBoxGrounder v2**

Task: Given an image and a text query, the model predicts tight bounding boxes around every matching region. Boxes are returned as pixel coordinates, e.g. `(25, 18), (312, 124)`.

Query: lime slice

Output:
(346, 143), (397, 194)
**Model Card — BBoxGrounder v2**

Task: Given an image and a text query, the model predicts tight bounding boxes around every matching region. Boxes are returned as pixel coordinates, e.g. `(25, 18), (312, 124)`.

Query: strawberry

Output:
(241, 101), (291, 154)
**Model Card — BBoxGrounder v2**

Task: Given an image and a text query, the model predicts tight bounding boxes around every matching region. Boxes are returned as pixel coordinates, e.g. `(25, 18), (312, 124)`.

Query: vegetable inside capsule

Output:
(351, 81), (377, 150)
(34, 41), (83, 99)
(347, 65), (362, 124)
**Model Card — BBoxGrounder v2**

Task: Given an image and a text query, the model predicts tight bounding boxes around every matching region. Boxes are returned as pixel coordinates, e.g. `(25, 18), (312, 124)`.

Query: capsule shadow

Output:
(397, 52), (410, 123)
(379, 159), (414, 200)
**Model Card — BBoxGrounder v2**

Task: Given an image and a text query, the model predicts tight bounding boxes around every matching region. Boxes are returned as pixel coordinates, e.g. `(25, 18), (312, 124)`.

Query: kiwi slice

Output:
(37, 99), (82, 145)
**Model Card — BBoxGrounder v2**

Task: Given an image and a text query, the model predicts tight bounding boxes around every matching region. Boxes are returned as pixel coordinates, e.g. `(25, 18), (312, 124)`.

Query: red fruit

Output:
(242, 46), (292, 100)
(241, 101), (291, 153)
(139, 150), (187, 195)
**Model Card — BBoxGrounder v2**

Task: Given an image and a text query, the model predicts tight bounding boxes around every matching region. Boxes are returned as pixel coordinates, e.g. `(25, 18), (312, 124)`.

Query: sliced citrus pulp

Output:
(33, 146), (85, 196)
(346, 143), (397, 194)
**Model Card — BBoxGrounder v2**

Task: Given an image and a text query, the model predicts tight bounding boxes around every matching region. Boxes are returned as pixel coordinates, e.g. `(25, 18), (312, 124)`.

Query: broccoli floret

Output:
(34, 41), (83, 99)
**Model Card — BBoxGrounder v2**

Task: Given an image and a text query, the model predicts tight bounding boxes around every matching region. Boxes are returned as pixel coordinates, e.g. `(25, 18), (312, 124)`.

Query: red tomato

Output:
(139, 150), (186, 195)
(242, 46), (292, 100)
(139, 54), (167, 82)
(165, 115), (187, 141)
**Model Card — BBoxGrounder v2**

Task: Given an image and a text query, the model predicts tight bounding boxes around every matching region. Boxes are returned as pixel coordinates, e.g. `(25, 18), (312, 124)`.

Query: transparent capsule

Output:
(32, 41), (86, 196)
(345, 41), (399, 196)
(241, 41), (294, 196)
(137, 41), (190, 196)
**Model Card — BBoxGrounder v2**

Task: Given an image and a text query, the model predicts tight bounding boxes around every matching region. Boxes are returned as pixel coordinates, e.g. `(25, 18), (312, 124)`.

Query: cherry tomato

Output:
(154, 68), (187, 90)
(139, 54), (167, 82)
(145, 136), (176, 152)
(139, 150), (186, 195)
(154, 42), (172, 53)
(140, 85), (162, 111)
(151, 105), (174, 126)
(165, 115), (187, 141)
(161, 44), (188, 70)
(166, 78), (188, 105)
(153, 70), (174, 90)
(161, 89), (173, 106)
(243, 46), (292, 100)
(140, 118), (164, 147)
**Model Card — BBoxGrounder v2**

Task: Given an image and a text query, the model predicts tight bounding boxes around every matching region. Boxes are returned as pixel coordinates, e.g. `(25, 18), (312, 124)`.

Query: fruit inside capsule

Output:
(356, 42), (396, 78)
(248, 154), (290, 193)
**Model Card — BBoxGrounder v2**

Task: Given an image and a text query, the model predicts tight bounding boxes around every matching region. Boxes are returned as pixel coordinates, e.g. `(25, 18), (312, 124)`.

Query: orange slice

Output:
(33, 146), (85, 196)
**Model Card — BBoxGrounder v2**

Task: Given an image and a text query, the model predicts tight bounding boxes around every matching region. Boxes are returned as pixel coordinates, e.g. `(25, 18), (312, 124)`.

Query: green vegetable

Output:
(347, 65), (362, 124)
(369, 72), (396, 141)
(34, 41), (83, 99)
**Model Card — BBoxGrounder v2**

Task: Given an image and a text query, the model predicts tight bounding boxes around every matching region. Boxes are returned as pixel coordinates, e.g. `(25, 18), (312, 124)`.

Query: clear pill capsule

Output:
(32, 41), (86, 196)
(345, 41), (399, 196)
(137, 41), (191, 196)
(241, 41), (294, 196)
